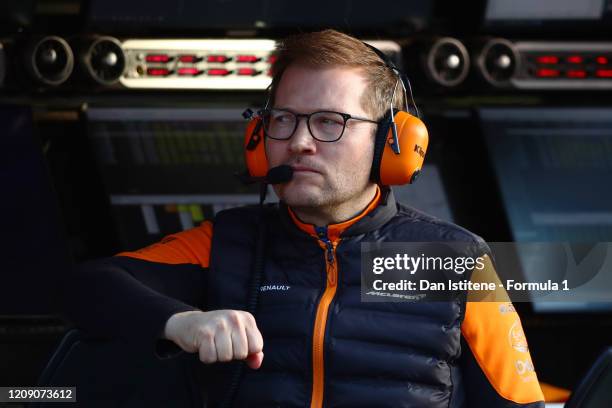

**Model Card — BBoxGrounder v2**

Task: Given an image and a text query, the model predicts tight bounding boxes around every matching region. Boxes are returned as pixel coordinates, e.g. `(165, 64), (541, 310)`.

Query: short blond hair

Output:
(270, 29), (405, 121)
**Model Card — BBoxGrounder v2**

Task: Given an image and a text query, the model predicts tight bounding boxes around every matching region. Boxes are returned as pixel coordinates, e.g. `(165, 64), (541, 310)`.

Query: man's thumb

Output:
(245, 351), (264, 369)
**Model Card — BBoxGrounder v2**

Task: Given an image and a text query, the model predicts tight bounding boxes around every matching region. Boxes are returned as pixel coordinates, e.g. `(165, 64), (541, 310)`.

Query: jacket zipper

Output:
(311, 227), (339, 408)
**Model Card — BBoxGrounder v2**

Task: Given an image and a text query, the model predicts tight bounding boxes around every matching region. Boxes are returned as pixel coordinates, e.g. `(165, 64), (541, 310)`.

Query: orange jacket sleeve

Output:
(460, 255), (545, 407)
(117, 220), (213, 267)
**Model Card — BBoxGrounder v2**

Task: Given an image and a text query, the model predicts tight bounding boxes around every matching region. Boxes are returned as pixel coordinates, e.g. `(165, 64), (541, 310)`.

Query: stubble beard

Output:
(278, 170), (373, 218)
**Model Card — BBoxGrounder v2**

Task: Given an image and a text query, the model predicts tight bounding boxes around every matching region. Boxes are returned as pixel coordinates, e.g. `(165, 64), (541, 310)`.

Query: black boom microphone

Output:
(236, 164), (294, 185)
(265, 165), (294, 184)
(257, 165), (293, 205)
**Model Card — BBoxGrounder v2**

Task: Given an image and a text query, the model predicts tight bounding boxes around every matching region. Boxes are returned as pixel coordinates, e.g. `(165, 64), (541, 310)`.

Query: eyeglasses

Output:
(259, 108), (379, 142)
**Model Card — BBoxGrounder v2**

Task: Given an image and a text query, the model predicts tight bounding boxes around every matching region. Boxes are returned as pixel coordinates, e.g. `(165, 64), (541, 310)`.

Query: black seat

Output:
(565, 347), (612, 408)
(30, 329), (204, 408)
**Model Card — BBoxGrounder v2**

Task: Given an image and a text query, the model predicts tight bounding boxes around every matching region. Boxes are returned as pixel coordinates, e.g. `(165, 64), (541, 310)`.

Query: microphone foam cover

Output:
(267, 165), (293, 184)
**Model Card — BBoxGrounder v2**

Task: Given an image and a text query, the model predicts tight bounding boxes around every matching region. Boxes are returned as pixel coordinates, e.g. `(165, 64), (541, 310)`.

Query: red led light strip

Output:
(179, 55), (198, 63)
(208, 69), (232, 76)
(236, 55), (260, 63)
(237, 68), (258, 76)
(207, 55), (230, 63)
(567, 70), (586, 78)
(147, 68), (171, 76)
(536, 68), (560, 78)
(537, 56), (559, 64)
(178, 68), (203, 76)
(146, 55), (171, 63)
(596, 69), (612, 78)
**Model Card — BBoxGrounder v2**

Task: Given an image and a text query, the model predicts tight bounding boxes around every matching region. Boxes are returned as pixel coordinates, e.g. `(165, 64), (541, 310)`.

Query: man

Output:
(66, 30), (545, 407)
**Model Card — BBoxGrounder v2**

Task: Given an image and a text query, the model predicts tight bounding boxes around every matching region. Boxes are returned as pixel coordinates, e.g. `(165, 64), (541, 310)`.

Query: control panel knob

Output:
(477, 38), (519, 87)
(81, 36), (125, 85)
(424, 37), (470, 87)
(24, 36), (74, 86)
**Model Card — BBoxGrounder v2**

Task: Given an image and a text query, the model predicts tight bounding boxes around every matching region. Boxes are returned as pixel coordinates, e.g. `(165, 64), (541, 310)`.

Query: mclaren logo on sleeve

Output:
(509, 319), (529, 353)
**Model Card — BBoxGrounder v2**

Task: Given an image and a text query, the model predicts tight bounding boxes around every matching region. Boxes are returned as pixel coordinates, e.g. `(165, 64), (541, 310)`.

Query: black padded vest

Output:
(204, 191), (487, 408)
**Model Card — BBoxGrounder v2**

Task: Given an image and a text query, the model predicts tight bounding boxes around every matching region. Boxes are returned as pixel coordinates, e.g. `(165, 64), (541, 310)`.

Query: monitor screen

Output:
(480, 107), (612, 312)
(87, 0), (432, 32)
(86, 107), (262, 250)
(485, 0), (604, 21)
(480, 107), (612, 242)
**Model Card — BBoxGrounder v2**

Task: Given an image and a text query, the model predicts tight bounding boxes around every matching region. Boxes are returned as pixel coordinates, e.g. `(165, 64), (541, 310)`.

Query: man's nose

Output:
(288, 117), (316, 154)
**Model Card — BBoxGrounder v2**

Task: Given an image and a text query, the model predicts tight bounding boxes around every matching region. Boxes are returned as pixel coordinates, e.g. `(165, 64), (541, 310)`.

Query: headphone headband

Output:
(363, 42), (420, 118)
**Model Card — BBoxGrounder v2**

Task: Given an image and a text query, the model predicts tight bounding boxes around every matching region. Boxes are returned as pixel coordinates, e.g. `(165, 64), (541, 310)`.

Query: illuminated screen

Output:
(87, 107), (261, 250)
(480, 108), (612, 312)
(481, 108), (612, 242)
(485, 0), (604, 21)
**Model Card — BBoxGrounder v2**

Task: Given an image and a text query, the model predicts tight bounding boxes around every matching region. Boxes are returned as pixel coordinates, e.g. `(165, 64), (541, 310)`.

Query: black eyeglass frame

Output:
(258, 108), (379, 142)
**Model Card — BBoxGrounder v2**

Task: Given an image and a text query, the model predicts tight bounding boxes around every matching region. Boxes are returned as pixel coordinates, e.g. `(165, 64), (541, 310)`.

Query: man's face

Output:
(265, 65), (377, 211)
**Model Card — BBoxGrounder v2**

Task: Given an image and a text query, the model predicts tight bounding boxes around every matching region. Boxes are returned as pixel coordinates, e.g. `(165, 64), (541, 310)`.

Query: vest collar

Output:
(279, 186), (398, 240)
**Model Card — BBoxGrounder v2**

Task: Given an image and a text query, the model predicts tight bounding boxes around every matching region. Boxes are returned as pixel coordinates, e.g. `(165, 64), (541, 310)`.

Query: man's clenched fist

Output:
(163, 310), (264, 369)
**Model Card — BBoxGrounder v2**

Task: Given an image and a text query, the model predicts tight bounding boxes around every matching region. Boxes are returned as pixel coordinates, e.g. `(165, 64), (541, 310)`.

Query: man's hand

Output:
(163, 310), (264, 369)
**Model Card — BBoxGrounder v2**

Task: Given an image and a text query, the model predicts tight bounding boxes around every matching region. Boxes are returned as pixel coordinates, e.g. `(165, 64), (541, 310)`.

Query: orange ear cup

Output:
(378, 111), (429, 185)
(244, 117), (269, 178)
